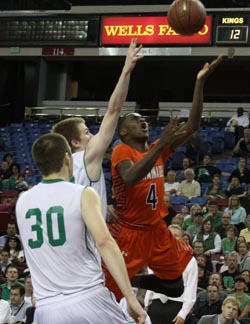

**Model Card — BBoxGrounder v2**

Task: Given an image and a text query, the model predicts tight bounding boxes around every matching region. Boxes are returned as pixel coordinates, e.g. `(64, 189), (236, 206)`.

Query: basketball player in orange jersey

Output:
(103, 55), (223, 302)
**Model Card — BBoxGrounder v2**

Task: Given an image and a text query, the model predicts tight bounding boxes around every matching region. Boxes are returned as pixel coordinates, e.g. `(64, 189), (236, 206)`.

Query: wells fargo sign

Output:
(101, 16), (212, 45)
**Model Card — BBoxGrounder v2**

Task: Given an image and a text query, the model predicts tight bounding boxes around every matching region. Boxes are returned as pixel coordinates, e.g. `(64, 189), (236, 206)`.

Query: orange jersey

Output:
(111, 141), (174, 225)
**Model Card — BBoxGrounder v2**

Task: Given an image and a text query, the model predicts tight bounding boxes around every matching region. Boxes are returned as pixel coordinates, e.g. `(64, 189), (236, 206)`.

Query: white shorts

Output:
(34, 286), (135, 324)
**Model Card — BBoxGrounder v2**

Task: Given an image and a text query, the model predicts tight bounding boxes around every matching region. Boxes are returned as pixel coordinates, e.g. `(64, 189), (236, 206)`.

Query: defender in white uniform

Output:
(16, 133), (146, 324)
(52, 38), (144, 220)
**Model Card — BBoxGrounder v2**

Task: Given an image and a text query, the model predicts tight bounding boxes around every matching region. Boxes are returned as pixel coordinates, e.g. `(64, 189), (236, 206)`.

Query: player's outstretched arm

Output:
(86, 39), (144, 170)
(81, 187), (146, 324)
(168, 55), (223, 149)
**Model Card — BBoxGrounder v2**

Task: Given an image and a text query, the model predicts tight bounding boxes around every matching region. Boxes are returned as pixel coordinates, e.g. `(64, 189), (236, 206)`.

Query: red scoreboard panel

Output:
(101, 16), (213, 46)
(215, 15), (249, 45)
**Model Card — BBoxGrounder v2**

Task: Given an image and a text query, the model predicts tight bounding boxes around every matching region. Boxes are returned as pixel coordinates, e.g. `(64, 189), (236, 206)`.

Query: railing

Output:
(25, 102), (250, 122)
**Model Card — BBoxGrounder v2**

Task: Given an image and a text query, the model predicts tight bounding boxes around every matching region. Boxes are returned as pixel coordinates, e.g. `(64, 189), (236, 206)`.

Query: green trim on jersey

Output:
(42, 179), (66, 184)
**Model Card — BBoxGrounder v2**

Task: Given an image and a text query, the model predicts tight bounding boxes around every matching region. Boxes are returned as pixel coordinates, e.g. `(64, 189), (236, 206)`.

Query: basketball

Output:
(167, 0), (207, 36)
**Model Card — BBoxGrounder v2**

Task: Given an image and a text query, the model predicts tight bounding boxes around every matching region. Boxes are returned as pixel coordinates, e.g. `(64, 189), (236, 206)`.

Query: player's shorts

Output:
(34, 285), (135, 324)
(104, 219), (192, 301)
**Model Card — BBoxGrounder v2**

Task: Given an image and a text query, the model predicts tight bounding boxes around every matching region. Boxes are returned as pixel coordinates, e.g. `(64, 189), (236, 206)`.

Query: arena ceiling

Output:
(0, 0), (249, 11)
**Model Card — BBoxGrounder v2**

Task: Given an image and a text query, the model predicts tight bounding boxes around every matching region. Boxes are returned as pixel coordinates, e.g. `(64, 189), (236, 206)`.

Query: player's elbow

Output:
(96, 235), (114, 251)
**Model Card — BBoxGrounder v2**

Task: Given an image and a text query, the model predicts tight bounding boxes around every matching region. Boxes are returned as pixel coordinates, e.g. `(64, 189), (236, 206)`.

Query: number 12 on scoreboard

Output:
(216, 25), (249, 44)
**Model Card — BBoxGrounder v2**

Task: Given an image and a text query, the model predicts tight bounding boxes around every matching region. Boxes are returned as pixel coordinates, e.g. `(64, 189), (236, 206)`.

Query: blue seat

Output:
(171, 196), (189, 212)
(187, 196), (208, 208)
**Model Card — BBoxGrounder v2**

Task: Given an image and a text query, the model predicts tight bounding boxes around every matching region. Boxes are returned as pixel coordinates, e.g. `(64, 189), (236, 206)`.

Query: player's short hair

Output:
(52, 117), (85, 150)
(32, 133), (71, 176)
(117, 113), (131, 140)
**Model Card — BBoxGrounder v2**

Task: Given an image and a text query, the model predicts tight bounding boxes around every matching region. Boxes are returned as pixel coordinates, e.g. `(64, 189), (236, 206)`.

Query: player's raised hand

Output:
(124, 38), (144, 73)
(159, 117), (187, 148)
(197, 55), (223, 81)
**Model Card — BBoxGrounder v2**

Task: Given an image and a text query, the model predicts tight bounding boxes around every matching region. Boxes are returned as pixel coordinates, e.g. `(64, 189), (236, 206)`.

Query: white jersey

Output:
(73, 150), (107, 219)
(16, 180), (104, 307)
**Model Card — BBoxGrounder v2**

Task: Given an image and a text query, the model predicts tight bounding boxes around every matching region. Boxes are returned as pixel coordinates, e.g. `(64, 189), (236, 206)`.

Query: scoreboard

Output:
(215, 15), (249, 45)
(0, 12), (249, 49)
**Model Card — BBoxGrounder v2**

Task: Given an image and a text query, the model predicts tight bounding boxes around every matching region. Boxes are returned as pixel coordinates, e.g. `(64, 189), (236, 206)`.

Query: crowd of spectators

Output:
(1, 114), (250, 323)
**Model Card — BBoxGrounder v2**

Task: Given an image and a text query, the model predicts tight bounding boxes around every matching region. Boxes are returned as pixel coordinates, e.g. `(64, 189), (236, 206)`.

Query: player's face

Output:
(222, 302), (238, 320)
(77, 122), (93, 149)
(123, 113), (149, 140)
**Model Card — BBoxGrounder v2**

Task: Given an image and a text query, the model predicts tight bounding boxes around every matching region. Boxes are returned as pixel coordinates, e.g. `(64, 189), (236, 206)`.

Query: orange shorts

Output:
(103, 219), (193, 301)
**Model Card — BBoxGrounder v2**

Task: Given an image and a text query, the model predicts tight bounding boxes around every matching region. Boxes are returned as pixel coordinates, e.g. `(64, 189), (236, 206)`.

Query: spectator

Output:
(23, 275), (33, 305)
(236, 236), (247, 249)
(195, 154), (228, 184)
(194, 218), (222, 256)
(196, 254), (213, 274)
(0, 249), (10, 274)
(180, 205), (190, 221)
(204, 174), (227, 200)
(215, 211), (238, 239)
(24, 294), (35, 324)
(3, 153), (13, 170)
(3, 237), (24, 265)
(183, 204), (203, 230)
(175, 157), (191, 183)
(233, 128), (250, 158)
(240, 270), (250, 293)
(221, 225), (238, 255)
(193, 240), (213, 272)
(226, 176), (246, 198)
(221, 252), (240, 292)
(197, 296), (240, 324)
(197, 272), (227, 305)
(229, 276), (250, 320)
(8, 163), (21, 190)
(185, 131), (205, 165)
(164, 170), (180, 196)
(182, 231), (193, 246)
(21, 164), (34, 178)
(186, 210), (204, 239)
(0, 223), (21, 251)
(238, 241), (250, 272)
(173, 213), (185, 227)
(1, 264), (22, 301)
(224, 195), (247, 232)
(228, 157), (250, 185)
(10, 284), (31, 324)
(227, 107), (249, 144)
(0, 161), (10, 180)
(0, 285), (11, 324)
(162, 193), (176, 226)
(240, 186), (250, 215)
(0, 161), (11, 191)
(177, 168), (201, 199)
(204, 200), (223, 228)
(190, 284), (222, 324)
(239, 215), (250, 244)
(197, 264), (210, 292)
(15, 174), (29, 192)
